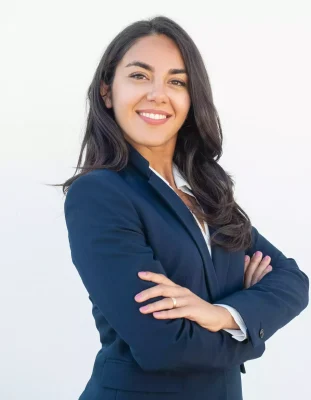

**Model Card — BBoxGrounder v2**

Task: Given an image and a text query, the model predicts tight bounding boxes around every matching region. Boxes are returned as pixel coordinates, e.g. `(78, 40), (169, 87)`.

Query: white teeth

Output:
(139, 112), (167, 120)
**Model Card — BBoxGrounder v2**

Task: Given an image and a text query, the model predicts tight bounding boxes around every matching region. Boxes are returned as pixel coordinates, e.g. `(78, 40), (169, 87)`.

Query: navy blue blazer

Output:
(64, 142), (309, 400)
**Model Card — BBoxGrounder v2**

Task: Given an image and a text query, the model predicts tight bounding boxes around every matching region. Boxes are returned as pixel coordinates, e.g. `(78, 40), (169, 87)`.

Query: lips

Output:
(136, 110), (172, 125)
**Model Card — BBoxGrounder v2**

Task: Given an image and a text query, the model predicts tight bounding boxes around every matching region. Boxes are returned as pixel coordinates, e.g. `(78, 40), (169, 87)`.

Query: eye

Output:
(170, 80), (187, 87)
(129, 73), (147, 80)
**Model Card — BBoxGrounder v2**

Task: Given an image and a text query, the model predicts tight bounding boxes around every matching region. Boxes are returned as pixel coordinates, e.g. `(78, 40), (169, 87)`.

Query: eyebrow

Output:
(125, 61), (187, 75)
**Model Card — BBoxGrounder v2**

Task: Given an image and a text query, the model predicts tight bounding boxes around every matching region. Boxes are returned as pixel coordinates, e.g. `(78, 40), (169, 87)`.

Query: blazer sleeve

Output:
(215, 226), (309, 349)
(64, 173), (265, 373)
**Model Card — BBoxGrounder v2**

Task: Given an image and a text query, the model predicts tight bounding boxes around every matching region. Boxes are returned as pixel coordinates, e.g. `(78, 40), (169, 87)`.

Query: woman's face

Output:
(100, 34), (191, 149)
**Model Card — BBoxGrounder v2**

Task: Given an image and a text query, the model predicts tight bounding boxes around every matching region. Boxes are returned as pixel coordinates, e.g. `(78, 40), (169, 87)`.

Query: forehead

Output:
(119, 34), (186, 69)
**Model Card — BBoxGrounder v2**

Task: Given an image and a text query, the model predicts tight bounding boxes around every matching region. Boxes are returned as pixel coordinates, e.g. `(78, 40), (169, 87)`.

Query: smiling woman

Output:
(55, 15), (309, 400)
(100, 34), (191, 147)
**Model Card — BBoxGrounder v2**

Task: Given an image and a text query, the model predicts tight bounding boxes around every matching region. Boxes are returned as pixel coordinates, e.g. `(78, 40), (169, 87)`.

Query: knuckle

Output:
(245, 271), (252, 279)
(252, 272), (260, 281)
(158, 286), (164, 294)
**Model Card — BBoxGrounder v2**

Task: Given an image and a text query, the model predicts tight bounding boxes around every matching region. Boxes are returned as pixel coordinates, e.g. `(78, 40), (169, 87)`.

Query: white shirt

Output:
(149, 163), (248, 342)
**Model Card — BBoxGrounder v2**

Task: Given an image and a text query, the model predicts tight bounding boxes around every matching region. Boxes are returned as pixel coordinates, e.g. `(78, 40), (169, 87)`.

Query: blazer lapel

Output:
(127, 141), (225, 302)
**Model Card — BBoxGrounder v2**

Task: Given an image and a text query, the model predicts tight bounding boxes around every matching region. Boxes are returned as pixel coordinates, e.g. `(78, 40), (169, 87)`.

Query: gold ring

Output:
(170, 297), (177, 308)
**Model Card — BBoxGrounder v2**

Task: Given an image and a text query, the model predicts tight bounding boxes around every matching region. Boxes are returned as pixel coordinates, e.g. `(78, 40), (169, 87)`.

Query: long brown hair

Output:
(52, 15), (252, 252)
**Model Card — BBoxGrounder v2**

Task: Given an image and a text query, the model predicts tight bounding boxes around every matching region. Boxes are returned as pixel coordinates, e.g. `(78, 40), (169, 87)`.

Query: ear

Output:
(100, 81), (112, 108)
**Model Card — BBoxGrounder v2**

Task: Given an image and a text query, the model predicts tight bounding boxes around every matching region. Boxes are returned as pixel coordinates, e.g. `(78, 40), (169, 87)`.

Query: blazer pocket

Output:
(101, 358), (183, 393)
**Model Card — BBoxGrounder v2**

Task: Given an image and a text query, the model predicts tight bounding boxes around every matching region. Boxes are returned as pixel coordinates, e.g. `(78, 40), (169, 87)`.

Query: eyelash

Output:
(129, 73), (186, 87)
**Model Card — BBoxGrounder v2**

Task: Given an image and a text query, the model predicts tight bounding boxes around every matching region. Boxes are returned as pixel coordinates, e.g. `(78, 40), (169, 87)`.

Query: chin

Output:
(137, 133), (176, 147)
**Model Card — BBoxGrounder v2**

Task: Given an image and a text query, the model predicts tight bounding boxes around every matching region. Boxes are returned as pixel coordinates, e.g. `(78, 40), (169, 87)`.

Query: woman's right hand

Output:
(244, 252), (273, 289)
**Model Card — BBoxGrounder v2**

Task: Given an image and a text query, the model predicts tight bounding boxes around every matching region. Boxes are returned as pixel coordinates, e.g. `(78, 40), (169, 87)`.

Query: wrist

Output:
(213, 305), (240, 330)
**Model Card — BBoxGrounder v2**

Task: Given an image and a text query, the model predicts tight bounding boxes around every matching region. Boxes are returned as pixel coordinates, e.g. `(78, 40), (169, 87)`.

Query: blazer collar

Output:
(127, 140), (192, 191)
(149, 164), (192, 193)
(127, 141), (229, 302)
(126, 140), (152, 179)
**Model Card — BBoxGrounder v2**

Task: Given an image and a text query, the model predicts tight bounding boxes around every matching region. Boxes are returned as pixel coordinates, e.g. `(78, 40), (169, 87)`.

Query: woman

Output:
(62, 16), (309, 400)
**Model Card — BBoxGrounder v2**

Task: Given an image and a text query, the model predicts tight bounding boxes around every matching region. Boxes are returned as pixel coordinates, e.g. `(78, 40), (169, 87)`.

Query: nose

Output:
(146, 82), (168, 104)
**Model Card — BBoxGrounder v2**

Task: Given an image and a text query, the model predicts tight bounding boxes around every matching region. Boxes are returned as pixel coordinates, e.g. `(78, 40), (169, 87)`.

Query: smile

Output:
(139, 112), (167, 120)
(136, 111), (172, 125)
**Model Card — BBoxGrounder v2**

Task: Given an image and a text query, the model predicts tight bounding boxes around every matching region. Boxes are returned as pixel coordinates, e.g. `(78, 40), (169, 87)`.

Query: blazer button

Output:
(259, 328), (264, 339)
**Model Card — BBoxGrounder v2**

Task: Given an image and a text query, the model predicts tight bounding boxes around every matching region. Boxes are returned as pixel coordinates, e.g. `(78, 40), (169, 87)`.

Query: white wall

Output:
(1, 1), (310, 399)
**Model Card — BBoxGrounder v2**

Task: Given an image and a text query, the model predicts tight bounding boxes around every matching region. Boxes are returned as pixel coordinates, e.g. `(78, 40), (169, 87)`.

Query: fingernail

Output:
(138, 271), (147, 276)
(255, 251), (262, 257)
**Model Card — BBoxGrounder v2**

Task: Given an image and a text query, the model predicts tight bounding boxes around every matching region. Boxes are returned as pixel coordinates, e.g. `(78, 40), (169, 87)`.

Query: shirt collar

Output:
(149, 163), (192, 192)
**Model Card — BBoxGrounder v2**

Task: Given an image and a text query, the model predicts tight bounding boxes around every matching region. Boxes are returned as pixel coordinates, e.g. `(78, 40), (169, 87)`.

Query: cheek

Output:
(111, 88), (142, 133)
(112, 80), (143, 109)
(174, 94), (191, 120)
(115, 97), (146, 129)
(113, 92), (133, 111)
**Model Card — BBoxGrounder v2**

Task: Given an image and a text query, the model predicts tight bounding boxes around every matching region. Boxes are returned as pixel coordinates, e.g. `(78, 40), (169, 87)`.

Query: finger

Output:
(250, 256), (271, 286)
(138, 271), (178, 287)
(139, 296), (189, 314)
(244, 255), (250, 273)
(253, 265), (273, 285)
(153, 305), (192, 320)
(244, 251), (263, 288)
(243, 256), (250, 287)
(135, 283), (188, 303)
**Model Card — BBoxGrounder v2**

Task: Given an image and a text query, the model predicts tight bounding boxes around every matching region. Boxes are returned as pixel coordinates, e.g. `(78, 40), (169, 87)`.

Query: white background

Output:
(1, 1), (310, 399)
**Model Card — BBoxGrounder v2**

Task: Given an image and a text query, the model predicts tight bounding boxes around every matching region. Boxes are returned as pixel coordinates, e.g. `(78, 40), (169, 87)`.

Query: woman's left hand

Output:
(135, 271), (224, 332)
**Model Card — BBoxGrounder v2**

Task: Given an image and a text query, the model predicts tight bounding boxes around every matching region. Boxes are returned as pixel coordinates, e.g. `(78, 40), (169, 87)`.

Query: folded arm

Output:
(64, 172), (266, 373)
(215, 226), (309, 348)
